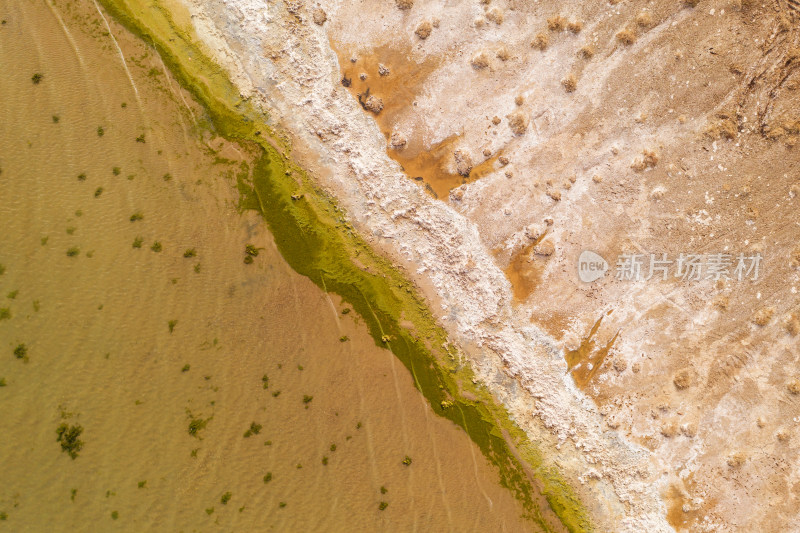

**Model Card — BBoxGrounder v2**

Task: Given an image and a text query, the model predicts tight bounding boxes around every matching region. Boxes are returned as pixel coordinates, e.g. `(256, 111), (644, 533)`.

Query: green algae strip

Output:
(96, 1), (591, 530)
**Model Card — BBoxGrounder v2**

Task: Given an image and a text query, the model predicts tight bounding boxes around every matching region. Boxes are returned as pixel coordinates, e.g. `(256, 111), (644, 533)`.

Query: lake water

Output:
(0, 0), (542, 530)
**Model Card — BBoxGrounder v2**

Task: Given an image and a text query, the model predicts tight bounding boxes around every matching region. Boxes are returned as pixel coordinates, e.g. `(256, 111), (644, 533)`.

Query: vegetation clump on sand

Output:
(56, 423), (84, 459)
(95, 1), (592, 530)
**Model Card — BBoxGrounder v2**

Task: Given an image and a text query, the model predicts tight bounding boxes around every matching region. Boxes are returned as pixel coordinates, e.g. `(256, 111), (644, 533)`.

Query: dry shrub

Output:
(578, 45), (595, 59)
(788, 379), (800, 395)
(673, 369), (692, 390)
(567, 20), (583, 33)
(496, 46), (510, 61)
(561, 73), (578, 93)
(705, 116), (738, 140)
(395, 0), (413, 10)
(752, 307), (774, 326)
(471, 52), (489, 69)
(636, 12), (653, 27)
(415, 21), (432, 39)
(631, 149), (658, 171)
(683, 0), (700, 7)
(486, 7), (504, 25)
(507, 110), (529, 135)
(791, 246), (800, 268)
(532, 33), (549, 50)
(616, 28), (636, 45)
(547, 15), (566, 31)
(727, 452), (747, 468)
(785, 313), (800, 336)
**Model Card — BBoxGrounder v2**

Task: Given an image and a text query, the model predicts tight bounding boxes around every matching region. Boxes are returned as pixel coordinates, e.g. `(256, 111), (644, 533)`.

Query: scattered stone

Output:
(482, 148), (492, 157)
(790, 183), (800, 199)
(546, 189), (562, 201)
(776, 429), (790, 442)
(592, 174), (603, 183)
(363, 94), (384, 114)
(525, 224), (544, 241)
(680, 423), (697, 438)
(499, 156), (509, 166)
(507, 111), (529, 135)
(359, 73), (368, 81)
(454, 150), (473, 177)
(496, 46), (510, 61)
(415, 21), (432, 39)
(613, 358), (628, 372)
(661, 422), (678, 438)
(787, 379), (800, 395)
(491, 116), (501, 125)
(515, 95), (524, 106)
(389, 132), (407, 149)
(504, 170), (513, 178)
(534, 239), (555, 256)
(649, 185), (666, 200)
(312, 8), (327, 25)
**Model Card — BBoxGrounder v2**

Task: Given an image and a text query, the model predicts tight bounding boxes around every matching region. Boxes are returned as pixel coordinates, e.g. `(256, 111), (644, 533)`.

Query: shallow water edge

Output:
(94, 0), (592, 530)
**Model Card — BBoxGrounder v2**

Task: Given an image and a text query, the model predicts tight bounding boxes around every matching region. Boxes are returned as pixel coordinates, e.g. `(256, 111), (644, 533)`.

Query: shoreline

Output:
(96, 0), (672, 530)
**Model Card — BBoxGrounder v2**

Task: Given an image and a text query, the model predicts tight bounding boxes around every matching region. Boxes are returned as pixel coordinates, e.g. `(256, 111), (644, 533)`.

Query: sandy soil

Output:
(157, 0), (800, 530)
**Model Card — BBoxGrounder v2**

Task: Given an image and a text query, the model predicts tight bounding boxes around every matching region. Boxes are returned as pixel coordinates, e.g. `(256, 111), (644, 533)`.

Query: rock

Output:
(454, 150), (473, 177)
(389, 132), (407, 149)
(533, 239), (555, 256)
(312, 8), (327, 25)
(363, 94), (384, 114)
(378, 64), (390, 76)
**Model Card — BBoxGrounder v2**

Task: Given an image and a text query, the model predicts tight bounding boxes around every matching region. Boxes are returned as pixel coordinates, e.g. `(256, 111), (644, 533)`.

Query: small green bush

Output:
(31, 73), (42, 84)
(183, 248), (196, 258)
(13, 345), (27, 360)
(97, 126), (104, 137)
(130, 212), (143, 222)
(56, 423), (84, 459)
(220, 492), (232, 505)
(66, 247), (80, 257)
(151, 241), (162, 252)
(132, 237), (143, 248)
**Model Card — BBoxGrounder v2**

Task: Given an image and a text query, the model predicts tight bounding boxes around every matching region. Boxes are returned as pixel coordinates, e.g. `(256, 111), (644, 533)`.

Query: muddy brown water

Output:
(0, 0), (540, 531)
